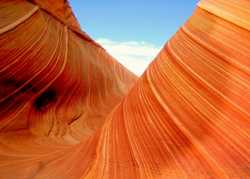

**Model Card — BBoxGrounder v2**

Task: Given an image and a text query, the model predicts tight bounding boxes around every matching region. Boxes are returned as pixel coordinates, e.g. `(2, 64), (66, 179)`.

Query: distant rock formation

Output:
(0, 0), (249, 178)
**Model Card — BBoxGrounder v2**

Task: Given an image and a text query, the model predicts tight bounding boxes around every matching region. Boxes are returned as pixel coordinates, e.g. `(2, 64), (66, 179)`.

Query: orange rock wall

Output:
(0, 0), (249, 178)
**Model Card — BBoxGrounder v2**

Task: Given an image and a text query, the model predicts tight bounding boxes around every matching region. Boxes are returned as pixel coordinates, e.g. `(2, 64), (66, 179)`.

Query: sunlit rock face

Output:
(0, 0), (249, 178)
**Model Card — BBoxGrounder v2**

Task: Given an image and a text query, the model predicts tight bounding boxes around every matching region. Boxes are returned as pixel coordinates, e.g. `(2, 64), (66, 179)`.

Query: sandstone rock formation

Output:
(0, 0), (249, 178)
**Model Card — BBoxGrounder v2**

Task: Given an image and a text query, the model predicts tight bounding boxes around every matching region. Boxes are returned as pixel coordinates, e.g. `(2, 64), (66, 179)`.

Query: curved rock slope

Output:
(0, 0), (249, 178)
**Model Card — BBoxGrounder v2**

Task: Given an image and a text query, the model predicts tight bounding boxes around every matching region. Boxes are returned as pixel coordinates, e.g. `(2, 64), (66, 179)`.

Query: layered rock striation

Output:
(0, 0), (249, 178)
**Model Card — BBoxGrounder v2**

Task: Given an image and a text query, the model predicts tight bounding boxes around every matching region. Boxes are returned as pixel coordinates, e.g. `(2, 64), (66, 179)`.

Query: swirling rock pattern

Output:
(0, 0), (249, 178)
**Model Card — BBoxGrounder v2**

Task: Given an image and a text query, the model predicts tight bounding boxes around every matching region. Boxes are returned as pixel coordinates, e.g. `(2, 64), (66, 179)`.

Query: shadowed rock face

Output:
(0, 0), (249, 178)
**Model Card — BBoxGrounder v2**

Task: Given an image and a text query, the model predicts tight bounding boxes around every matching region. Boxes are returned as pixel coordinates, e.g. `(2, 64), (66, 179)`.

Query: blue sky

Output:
(70, 0), (199, 75)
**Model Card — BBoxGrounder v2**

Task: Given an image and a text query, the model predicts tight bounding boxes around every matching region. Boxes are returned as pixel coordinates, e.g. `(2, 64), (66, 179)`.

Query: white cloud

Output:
(96, 38), (161, 76)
